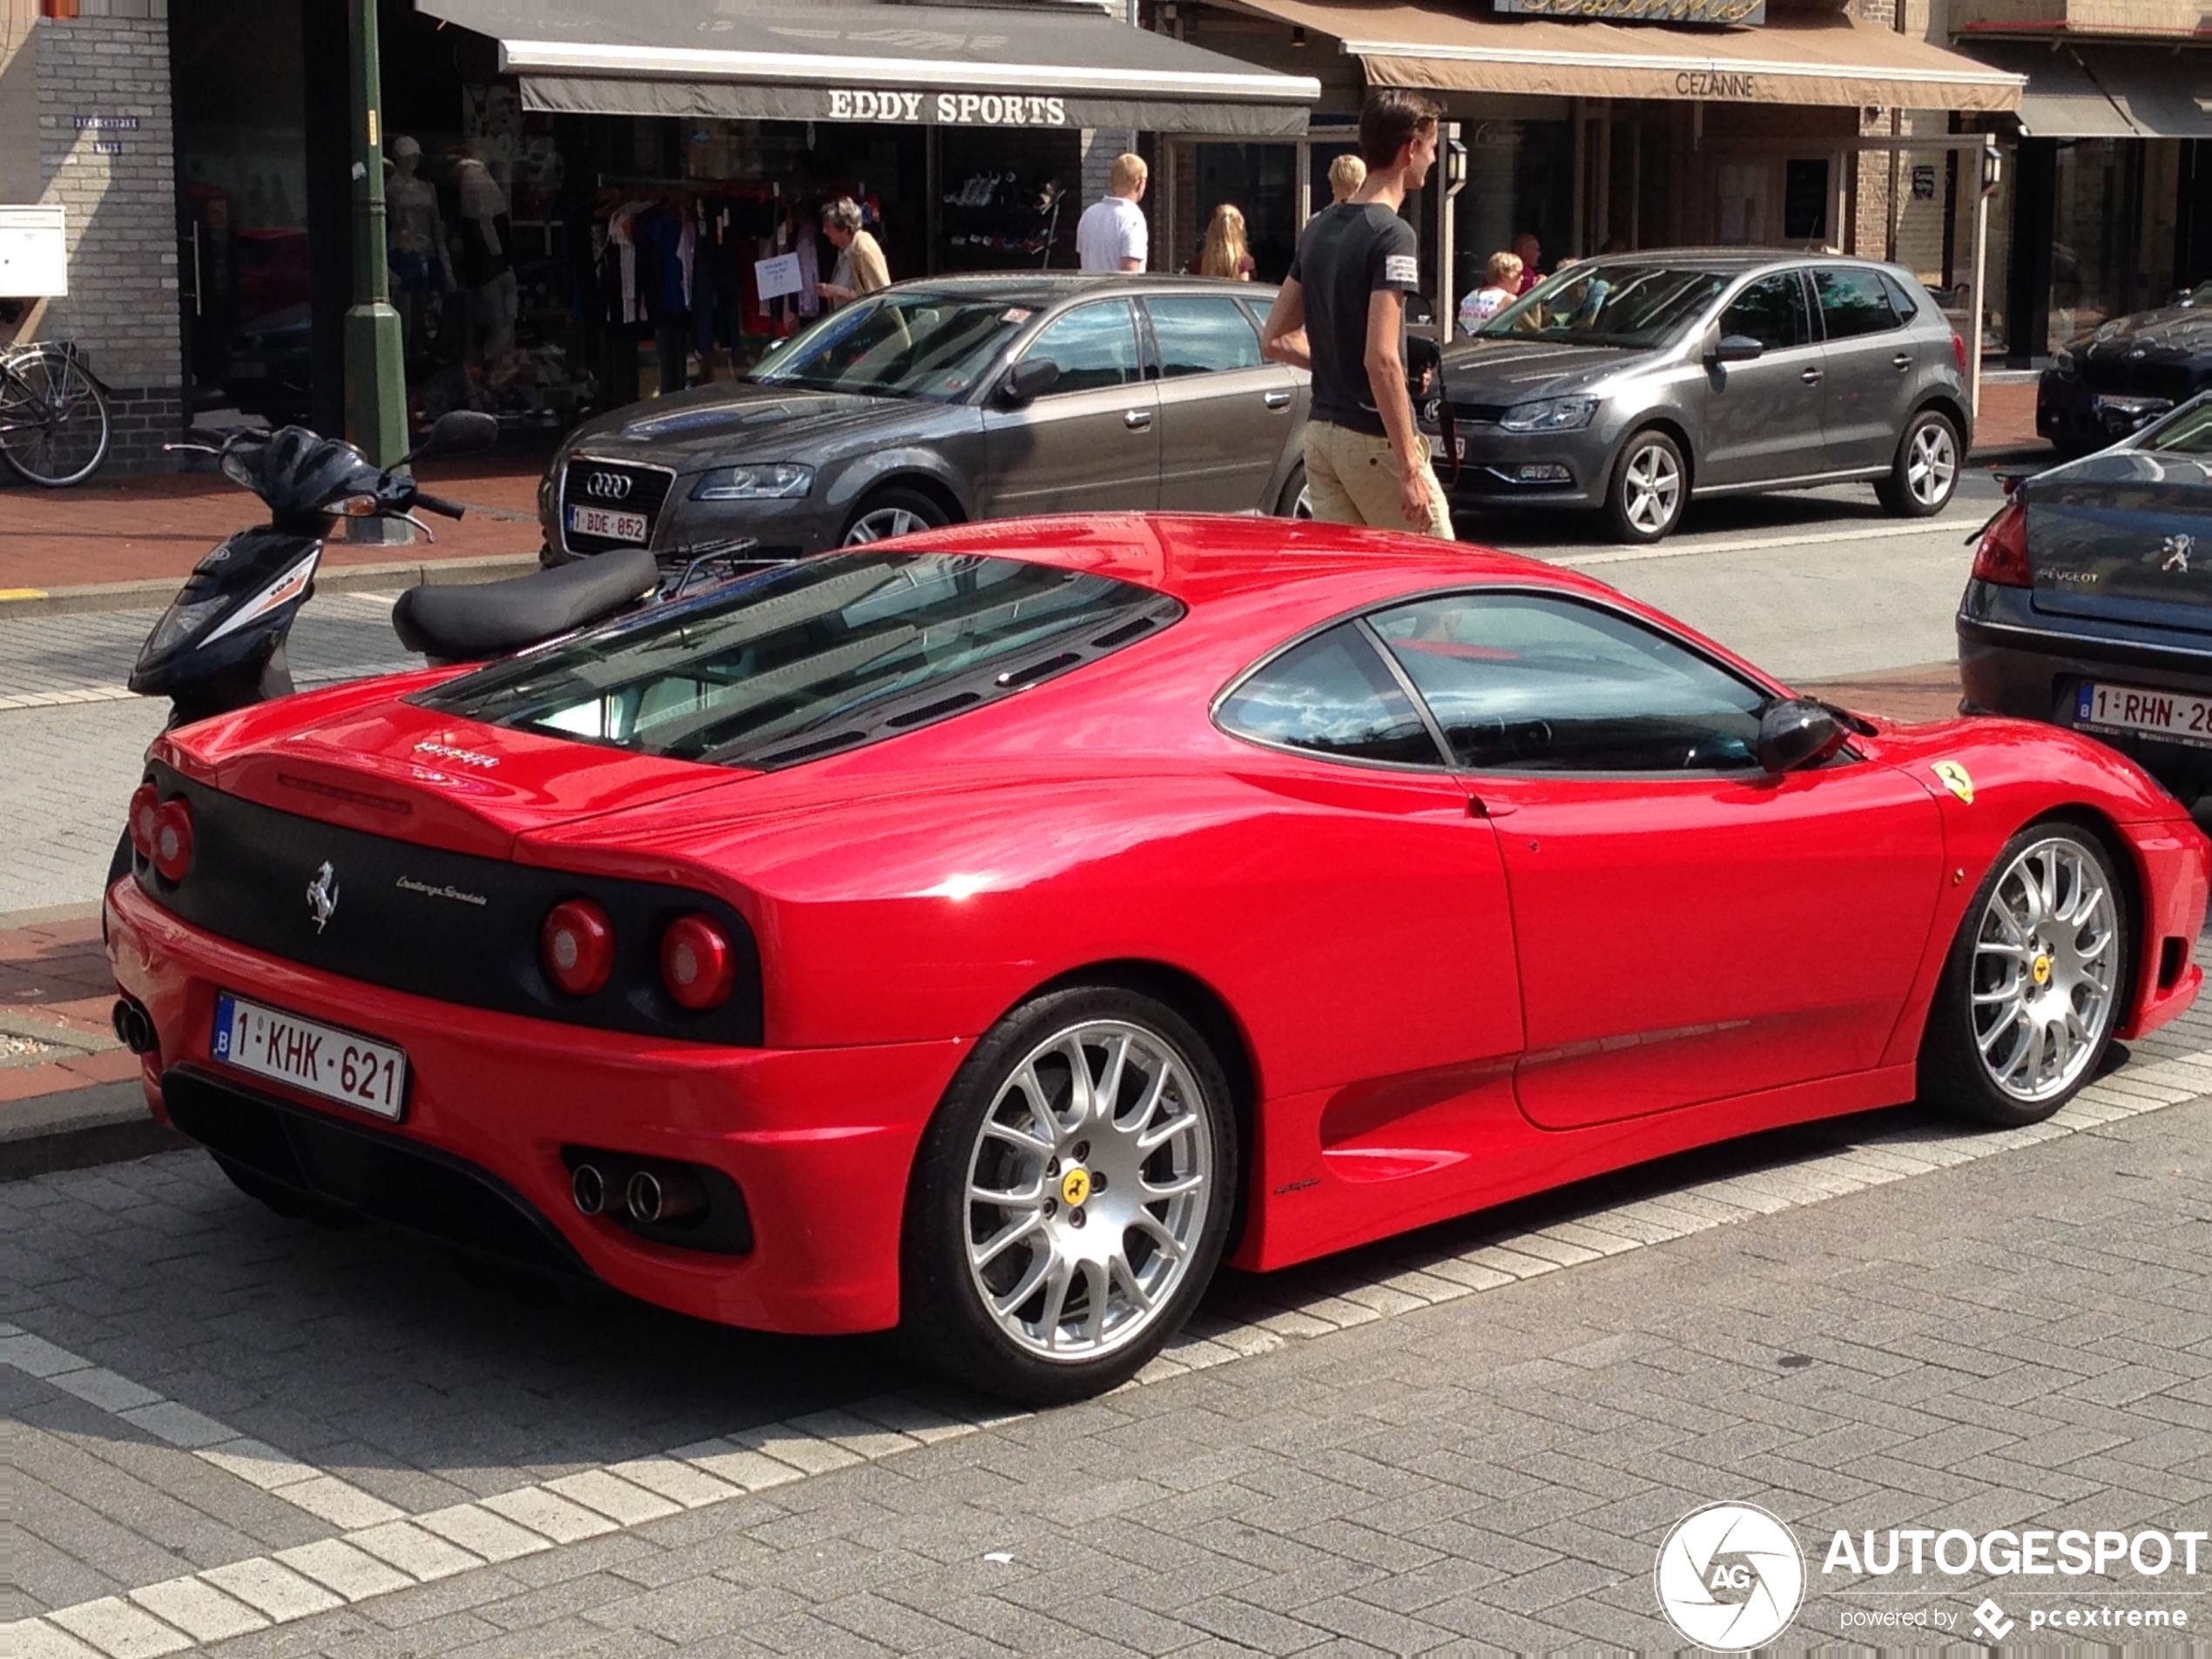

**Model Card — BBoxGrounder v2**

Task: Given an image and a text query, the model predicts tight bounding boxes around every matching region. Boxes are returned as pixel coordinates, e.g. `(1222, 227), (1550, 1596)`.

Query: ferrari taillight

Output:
(660, 914), (736, 1011)
(542, 899), (613, 996)
(127, 783), (159, 861)
(1972, 500), (2031, 589)
(152, 798), (194, 883)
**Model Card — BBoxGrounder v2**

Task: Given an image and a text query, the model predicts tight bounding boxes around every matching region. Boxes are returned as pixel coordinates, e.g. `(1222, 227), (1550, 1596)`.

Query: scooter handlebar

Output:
(413, 492), (468, 520)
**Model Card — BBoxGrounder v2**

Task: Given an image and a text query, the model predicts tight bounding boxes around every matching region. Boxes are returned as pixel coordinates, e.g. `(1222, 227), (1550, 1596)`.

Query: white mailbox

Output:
(0, 206), (69, 299)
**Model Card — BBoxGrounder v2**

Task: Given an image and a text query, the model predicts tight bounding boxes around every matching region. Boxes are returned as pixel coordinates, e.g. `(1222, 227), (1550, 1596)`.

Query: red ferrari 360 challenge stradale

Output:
(105, 516), (2209, 1400)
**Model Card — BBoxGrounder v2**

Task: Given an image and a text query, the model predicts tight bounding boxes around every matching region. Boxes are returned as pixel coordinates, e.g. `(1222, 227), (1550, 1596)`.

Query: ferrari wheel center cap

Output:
(2031, 953), (2054, 987)
(1060, 1167), (1092, 1208)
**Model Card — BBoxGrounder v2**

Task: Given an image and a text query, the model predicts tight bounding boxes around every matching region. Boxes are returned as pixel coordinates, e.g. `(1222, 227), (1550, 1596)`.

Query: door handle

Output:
(1123, 409), (1152, 430)
(1800, 368), (1823, 386)
(1892, 353), (1913, 370)
(1263, 390), (1291, 410)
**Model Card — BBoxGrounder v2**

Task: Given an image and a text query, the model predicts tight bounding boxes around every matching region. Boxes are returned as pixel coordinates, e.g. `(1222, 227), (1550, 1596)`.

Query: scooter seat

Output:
(392, 548), (660, 662)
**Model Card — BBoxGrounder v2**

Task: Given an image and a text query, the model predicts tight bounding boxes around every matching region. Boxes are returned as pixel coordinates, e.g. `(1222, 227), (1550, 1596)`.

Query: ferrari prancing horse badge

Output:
(1931, 760), (1974, 805)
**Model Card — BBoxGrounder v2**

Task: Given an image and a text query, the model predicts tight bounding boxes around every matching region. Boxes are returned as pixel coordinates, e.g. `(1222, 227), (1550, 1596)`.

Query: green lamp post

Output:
(344, 0), (408, 473)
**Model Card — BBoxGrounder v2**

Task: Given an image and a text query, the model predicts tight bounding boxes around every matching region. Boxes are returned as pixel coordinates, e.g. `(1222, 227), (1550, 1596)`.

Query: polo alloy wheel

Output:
(1607, 430), (1685, 543)
(1920, 825), (2129, 1127)
(1878, 410), (1960, 518)
(902, 988), (1236, 1402)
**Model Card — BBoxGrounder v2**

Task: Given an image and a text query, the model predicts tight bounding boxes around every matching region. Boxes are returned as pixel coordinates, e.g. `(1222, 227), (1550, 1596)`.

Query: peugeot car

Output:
(539, 274), (1311, 564)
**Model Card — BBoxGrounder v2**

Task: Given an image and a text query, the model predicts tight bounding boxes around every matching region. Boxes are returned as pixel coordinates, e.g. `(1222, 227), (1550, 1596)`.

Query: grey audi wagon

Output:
(1436, 251), (1973, 544)
(539, 274), (1310, 564)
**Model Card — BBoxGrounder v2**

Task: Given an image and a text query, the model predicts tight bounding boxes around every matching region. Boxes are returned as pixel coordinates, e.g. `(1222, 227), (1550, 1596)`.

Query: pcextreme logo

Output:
(1655, 1502), (1806, 1650)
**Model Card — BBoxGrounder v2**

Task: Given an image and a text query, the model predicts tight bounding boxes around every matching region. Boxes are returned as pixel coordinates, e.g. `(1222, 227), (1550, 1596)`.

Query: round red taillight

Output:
(659, 914), (736, 1011)
(541, 899), (613, 996)
(127, 783), (160, 861)
(152, 798), (193, 883)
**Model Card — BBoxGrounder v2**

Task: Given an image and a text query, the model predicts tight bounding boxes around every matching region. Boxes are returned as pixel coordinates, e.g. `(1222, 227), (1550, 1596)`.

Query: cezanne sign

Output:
(1494, 0), (1766, 21)
(826, 88), (1069, 125)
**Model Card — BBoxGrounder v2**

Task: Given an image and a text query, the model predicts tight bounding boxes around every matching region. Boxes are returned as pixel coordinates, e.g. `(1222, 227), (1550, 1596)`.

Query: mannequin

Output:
(454, 147), (517, 361)
(385, 136), (455, 355)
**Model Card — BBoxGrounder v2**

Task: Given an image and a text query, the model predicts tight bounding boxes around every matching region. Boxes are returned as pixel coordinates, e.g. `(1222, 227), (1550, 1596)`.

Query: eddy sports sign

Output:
(1494, 0), (1766, 20)
(825, 88), (1067, 125)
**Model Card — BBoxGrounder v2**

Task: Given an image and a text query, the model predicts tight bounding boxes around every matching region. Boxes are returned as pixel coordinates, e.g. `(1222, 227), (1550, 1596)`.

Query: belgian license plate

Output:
(2076, 681), (2212, 750)
(212, 992), (408, 1121)
(566, 503), (649, 544)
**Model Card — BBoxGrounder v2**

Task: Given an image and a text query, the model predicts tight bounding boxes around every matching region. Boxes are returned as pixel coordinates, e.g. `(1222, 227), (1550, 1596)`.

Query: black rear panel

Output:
(137, 763), (762, 1046)
(557, 456), (677, 555)
(2027, 467), (2212, 634)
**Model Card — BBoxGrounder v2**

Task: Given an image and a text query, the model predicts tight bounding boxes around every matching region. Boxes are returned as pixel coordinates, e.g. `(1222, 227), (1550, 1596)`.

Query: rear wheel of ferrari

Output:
(901, 988), (1236, 1404)
(1919, 824), (2128, 1127)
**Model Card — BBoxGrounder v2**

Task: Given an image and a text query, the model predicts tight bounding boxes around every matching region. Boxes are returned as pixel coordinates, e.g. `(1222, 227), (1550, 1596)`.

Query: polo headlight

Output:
(1500, 396), (1599, 433)
(691, 464), (813, 502)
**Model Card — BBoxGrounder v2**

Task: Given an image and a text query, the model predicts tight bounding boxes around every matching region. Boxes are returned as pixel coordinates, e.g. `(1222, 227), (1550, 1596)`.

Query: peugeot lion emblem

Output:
(306, 861), (340, 933)
(2162, 533), (2195, 574)
(584, 470), (633, 501)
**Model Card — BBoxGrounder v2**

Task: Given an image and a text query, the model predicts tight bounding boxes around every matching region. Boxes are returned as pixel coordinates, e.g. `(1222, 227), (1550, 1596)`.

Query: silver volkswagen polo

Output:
(1437, 250), (1972, 544)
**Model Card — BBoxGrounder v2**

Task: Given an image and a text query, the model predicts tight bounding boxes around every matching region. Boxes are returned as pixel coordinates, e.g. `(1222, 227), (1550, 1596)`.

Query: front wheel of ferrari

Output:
(1919, 823), (2129, 1127)
(901, 988), (1237, 1404)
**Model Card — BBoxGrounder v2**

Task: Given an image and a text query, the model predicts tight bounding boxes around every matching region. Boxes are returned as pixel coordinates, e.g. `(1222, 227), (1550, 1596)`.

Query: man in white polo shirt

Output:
(1076, 153), (1149, 273)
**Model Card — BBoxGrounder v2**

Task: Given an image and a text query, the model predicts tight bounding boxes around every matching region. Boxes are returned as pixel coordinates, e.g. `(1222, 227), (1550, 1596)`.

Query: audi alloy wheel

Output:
(841, 486), (949, 546)
(902, 988), (1236, 1402)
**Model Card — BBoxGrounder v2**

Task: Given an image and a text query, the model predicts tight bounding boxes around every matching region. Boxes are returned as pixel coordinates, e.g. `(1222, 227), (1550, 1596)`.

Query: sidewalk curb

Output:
(0, 552), (540, 620)
(0, 1078), (186, 1182)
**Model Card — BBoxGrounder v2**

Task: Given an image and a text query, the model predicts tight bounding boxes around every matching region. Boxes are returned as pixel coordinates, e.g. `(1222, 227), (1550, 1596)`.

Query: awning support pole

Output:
(1295, 139), (1312, 235)
(1970, 137), (1995, 421)
(345, 0), (407, 472)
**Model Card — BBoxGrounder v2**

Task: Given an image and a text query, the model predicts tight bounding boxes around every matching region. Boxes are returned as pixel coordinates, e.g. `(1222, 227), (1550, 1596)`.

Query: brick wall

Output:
(16, 0), (181, 477)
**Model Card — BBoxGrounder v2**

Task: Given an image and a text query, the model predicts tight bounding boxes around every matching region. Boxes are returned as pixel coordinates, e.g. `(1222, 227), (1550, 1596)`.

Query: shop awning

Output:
(1958, 41), (2211, 138)
(416, 0), (1321, 137)
(1219, 0), (2025, 111)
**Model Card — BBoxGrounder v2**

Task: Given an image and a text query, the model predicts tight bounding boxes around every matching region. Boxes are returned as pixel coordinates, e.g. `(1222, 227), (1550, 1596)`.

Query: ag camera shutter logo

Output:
(1656, 1501), (1806, 1650)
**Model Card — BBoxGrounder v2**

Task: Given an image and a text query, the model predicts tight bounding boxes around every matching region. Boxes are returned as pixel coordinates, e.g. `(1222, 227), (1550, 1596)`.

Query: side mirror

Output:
(405, 408), (499, 464)
(1757, 698), (1846, 774)
(1710, 334), (1764, 364)
(1000, 357), (1061, 406)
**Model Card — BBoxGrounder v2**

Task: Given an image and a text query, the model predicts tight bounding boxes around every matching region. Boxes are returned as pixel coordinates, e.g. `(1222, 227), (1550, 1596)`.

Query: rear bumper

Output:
(106, 877), (970, 1334)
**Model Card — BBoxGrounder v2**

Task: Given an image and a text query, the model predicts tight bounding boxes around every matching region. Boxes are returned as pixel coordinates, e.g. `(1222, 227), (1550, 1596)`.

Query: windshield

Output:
(2144, 397), (2212, 457)
(2188, 280), (2212, 308)
(413, 552), (1181, 768)
(748, 291), (1036, 401)
(1474, 263), (1731, 348)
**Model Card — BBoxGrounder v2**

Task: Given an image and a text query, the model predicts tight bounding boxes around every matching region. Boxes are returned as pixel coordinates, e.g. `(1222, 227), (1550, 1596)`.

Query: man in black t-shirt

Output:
(1261, 90), (1451, 538)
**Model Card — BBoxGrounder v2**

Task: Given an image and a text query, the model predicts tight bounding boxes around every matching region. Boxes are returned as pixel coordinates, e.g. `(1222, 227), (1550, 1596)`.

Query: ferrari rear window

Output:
(413, 552), (1181, 768)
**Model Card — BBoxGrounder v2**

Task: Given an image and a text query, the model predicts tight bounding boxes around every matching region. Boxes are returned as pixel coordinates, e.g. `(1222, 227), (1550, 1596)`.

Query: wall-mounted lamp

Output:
(1291, 24), (1308, 46)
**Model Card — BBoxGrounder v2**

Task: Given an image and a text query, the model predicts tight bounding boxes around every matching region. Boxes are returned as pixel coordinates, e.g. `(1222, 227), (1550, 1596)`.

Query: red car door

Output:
(1366, 590), (1943, 1129)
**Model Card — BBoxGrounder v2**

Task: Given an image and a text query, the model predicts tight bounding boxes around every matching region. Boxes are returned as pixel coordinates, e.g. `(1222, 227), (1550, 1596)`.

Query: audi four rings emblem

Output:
(583, 470), (634, 501)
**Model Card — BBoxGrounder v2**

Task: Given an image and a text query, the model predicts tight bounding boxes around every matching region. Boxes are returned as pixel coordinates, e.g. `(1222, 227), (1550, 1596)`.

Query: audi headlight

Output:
(1500, 397), (1599, 433)
(2053, 347), (2076, 374)
(691, 464), (814, 502)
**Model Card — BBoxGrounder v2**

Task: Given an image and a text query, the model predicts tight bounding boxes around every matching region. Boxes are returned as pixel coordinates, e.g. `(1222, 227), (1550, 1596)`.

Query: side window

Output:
(1021, 302), (1141, 394)
(1145, 296), (1264, 378)
(1879, 271), (1926, 323)
(1719, 273), (1811, 351)
(1812, 267), (1902, 341)
(1217, 624), (1445, 768)
(1367, 592), (1768, 772)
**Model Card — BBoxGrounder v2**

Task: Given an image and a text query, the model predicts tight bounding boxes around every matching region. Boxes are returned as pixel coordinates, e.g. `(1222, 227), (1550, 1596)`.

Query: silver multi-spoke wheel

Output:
(1613, 435), (1683, 541)
(1905, 420), (1957, 509)
(962, 1020), (1212, 1363)
(1292, 482), (1313, 519)
(1970, 836), (2120, 1103)
(843, 506), (930, 545)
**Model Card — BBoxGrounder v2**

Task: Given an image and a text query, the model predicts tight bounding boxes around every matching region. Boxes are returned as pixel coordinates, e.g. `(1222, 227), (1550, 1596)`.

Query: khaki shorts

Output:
(1302, 421), (1454, 540)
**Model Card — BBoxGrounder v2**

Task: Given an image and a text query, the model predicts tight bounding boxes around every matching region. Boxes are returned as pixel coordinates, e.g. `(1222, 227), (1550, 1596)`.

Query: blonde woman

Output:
(1326, 153), (1366, 203)
(1456, 249), (1524, 335)
(1190, 203), (1255, 280)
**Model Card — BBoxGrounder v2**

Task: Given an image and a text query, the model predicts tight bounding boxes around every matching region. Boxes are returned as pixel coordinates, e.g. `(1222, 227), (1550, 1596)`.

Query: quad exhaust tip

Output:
(570, 1163), (605, 1216)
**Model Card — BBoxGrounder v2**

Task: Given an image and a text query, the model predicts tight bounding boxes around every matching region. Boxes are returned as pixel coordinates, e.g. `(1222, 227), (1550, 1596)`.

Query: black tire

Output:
(0, 346), (111, 488)
(1604, 428), (1687, 544)
(900, 986), (1238, 1405)
(840, 486), (949, 547)
(1876, 408), (1961, 518)
(1276, 462), (1312, 519)
(1918, 821), (2130, 1128)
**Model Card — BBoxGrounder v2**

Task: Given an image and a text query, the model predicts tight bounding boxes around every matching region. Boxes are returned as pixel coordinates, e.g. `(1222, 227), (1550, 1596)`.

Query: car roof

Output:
(882, 273), (1277, 305)
(1570, 248), (1893, 273)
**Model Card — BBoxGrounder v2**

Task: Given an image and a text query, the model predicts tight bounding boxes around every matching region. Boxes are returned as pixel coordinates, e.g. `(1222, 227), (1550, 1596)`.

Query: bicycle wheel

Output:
(0, 346), (111, 487)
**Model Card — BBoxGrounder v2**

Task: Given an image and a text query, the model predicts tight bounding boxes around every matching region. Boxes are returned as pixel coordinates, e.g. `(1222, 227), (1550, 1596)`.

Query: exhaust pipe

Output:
(111, 996), (158, 1055)
(570, 1163), (605, 1216)
(626, 1165), (705, 1225)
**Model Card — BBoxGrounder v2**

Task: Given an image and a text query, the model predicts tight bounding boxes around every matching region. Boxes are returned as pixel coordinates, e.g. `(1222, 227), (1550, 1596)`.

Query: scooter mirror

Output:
(405, 410), (499, 465)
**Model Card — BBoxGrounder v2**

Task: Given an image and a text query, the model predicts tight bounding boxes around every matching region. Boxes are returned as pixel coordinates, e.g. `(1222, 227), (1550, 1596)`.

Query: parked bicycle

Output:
(0, 339), (112, 487)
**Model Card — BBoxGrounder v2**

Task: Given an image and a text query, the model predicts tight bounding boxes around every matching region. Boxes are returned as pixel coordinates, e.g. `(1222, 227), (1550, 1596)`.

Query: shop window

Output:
(1020, 302), (1141, 394)
(1144, 297), (1263, 378)
(1720, 273), (1811, 352)
(1812, 267), (1902, 341)
(1784, 159), (1829, 242)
